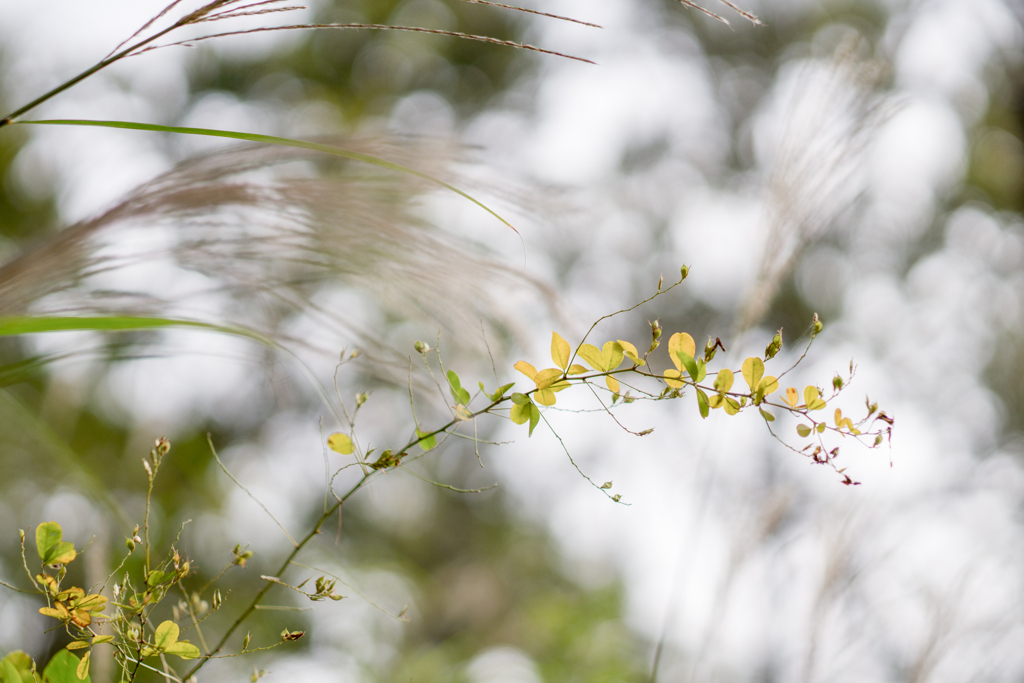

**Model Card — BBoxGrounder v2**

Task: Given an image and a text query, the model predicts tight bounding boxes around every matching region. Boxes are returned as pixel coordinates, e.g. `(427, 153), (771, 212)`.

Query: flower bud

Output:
(764, 330), (783, 360)
(811, 313), (823, 337)
(680, 264), (689, 280)
(704, 338), (717, 362)
(126, 538), (136, 552)
(414, 341), (429, 354)
(832, 375), (843, 391)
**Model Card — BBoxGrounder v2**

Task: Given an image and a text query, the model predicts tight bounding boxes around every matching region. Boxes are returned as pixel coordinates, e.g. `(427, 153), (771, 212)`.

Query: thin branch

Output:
(207, 434), (299, 547)
(537, 411), (626, 504)
(397, 465), (497, 493)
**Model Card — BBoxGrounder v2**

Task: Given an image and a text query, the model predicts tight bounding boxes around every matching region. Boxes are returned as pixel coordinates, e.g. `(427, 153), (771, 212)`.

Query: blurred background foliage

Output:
(3, 0), (1024, 681)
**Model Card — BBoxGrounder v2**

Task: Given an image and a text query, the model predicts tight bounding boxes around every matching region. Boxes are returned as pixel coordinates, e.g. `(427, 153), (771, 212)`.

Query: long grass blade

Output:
(17, 119), (520, 235)
(0, 315), (266, 341)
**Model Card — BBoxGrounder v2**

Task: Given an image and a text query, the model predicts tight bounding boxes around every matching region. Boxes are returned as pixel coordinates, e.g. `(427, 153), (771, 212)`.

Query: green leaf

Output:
(153, 621), (179, 650)
(480, 382), (514, 402)
(510, 392), (531, 406)
(796, 424), (812, 437)
(45, 543), (76, 566)
(446, 370), (462, 392)
(0, 316), (270, 347)
(415, 429), (436, 451)
(146, 571), (165, 588)
(19, 120), (520, 236)
(2, 658), (25, 683)
(36, 523), (75, 565)
(1, 652), (35, 683)
(43, 651), (89, 683)
(676, 351), (700, 382)
(163, 642), (200, 660)
(696, 388), (710, 419)
(759, 408), (775, 422)
(551, 332), (571, 371)
(816, 422), (826, 433)
(447, 371), (470, 404)
(528, 404), (541, 436)
(510, 402), (532, 425)
(35, 522), (62, 562)
(327, 433), (354, 455)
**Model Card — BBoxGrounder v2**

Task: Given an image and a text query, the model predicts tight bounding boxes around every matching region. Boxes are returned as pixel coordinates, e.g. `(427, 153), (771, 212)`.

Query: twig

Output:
(207, 434), (299, 547)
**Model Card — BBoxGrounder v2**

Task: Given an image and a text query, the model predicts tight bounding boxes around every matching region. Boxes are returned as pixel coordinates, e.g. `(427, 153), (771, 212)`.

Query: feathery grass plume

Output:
(673, 0), (762, 27)
(738, 40), (894, 332)
(0, 135), (556, 378)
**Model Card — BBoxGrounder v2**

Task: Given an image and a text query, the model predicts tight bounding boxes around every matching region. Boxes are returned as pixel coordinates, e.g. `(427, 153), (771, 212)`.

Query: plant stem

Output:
(181, 471), (371, 681)
(0, 23), (178, 128)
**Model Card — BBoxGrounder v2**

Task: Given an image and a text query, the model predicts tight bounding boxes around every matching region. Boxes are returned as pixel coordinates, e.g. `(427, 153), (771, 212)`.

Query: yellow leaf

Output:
(617, 340), (645, 366)
(758, 376), (779, 395)
(606, 376), (620, 393)
(784, 387), (799, 408)
(76, 650), (90, 681)
(602, 342), (626, 372)
(534, 367), (563, 390)
(707, 394), (725, 409)
(803, 385), (827, 410)
(70, 609), (92, 627)
(834, 408), (843, 426)
(327, 433), (354, 455)
(668, 333), (696, 372)
(713, 368), (734, 393)
(66, 641), (90, 651)
(567, 364), (589, 375)
(549, 379), (571, 393)
(741, 357), (764, 392)
(723, 398), (740, 415)
(535, 389), (556, 406)
(514, 360), (538, 381)
(663, 369), (684, 389)
(796, 424), (812, 437)
(577, 344), (605, 372)
(39, 606), (66, 620)
(551, 332), (571, 371)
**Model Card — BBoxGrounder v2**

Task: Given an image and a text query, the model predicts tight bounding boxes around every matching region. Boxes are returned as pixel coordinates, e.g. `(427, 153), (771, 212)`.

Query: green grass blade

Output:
(17, 119), (519, 234)
(0, 315), (270, 342)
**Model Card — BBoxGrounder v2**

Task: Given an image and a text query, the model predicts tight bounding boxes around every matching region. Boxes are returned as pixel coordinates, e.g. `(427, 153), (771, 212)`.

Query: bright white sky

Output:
(2, 0), (1024, 680)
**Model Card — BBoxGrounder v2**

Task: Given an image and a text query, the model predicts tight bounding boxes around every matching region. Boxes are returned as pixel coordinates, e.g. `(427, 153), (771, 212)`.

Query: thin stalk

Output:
(181, 472), (371, 680)
(0, 22), (179, 127)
